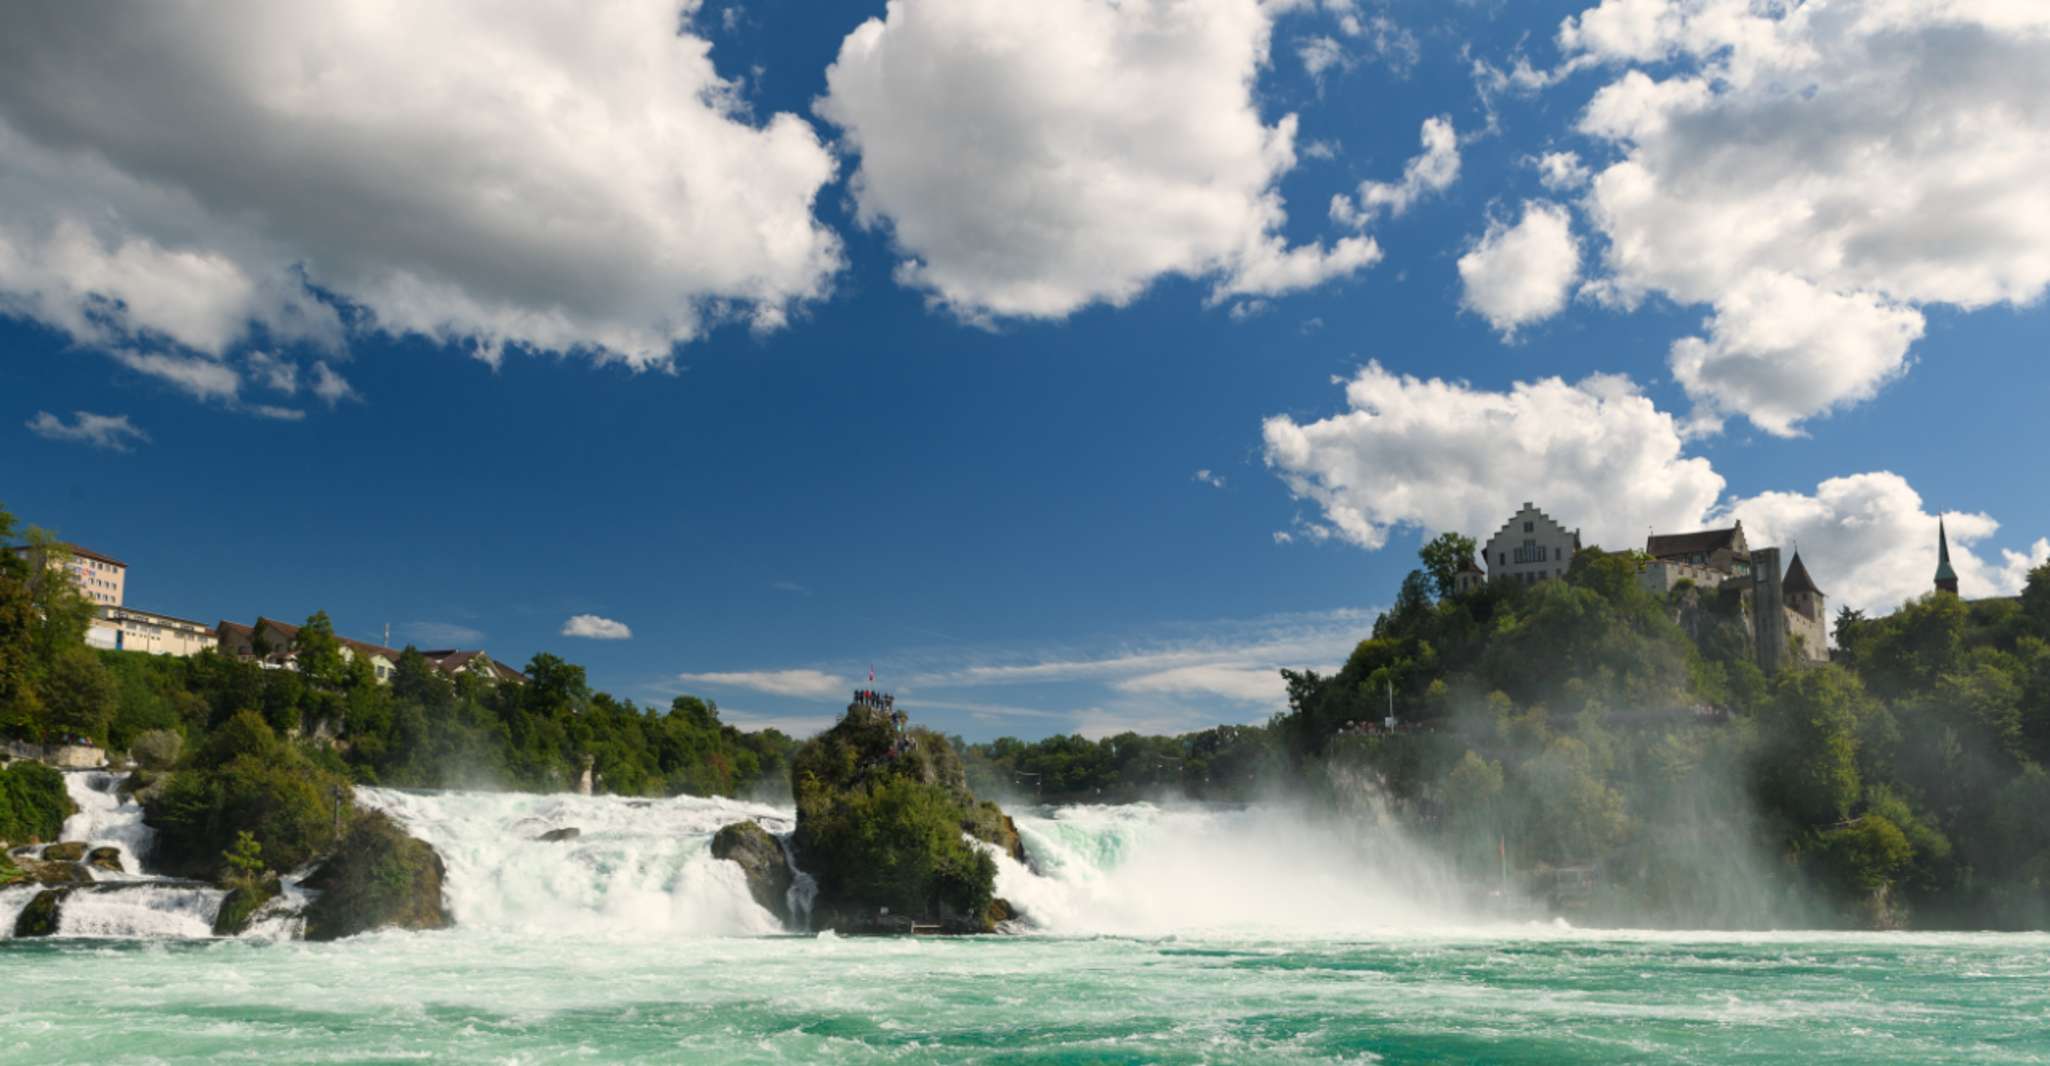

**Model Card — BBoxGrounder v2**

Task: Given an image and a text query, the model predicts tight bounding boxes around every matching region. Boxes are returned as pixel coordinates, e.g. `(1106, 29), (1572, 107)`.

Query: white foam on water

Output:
(55, 884), (226, 939)
(60, 770), (154, 877)
(358, 787), (802, 938)
(0, 885), (42, 936)
(995, 801), (1482, 937)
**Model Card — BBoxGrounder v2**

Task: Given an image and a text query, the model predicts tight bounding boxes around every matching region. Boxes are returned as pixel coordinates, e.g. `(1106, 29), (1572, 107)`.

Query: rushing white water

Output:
(60, 770), (153, 878)
(355, 788), (1482, 941)
(55, 884), (226, 939)
(358, 787), (798, 938)
(0, 885), (40, 933)
(994, 801), (1484, 936)
(0, 771), (246, 939)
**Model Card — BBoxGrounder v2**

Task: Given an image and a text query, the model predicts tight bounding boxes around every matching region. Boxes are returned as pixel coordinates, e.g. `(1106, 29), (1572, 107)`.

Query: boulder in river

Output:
(13, 888), (67, 937)
(711, 820), (793, 927)
(533, 827), (581, 843)
(41, 842), (87, 863)
(87, 847), (124, 873)
(302, 811), (453, 941)
(213, 877), (281, 937)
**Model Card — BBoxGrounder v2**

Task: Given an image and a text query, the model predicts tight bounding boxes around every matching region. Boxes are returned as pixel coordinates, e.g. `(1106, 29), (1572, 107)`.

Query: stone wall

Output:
(2, 740), (108, 769)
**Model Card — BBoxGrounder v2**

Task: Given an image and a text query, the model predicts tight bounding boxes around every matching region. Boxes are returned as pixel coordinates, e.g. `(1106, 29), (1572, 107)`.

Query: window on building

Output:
(1524, 521), (1534, 533)
(1555, 548), (1562, 561)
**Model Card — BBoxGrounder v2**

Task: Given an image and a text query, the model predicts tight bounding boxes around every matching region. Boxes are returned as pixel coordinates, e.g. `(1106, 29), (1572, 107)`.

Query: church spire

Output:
(1934, 517), (1960, 595)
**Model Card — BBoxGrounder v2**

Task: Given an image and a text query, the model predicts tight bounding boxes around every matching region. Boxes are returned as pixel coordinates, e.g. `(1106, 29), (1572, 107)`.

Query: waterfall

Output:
(55, 884), (227, 939)
(358, 787), (803, 938)
(990, 801), (1484, 936)
(61, 770), (153, 878)
(0, 772), (231, 940)
(0, 885), (40, 933)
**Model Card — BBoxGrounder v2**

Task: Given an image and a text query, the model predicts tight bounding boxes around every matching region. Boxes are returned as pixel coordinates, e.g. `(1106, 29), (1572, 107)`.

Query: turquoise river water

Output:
(3, 780), (2046, 1063)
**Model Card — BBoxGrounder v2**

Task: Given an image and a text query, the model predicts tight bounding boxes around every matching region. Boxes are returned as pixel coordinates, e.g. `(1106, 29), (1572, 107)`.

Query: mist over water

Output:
(998, 801), (1490, 936)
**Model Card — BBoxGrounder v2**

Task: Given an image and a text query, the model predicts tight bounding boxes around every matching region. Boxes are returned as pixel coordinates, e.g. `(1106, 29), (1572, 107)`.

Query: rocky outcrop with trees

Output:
(789, 702), (1018, 934)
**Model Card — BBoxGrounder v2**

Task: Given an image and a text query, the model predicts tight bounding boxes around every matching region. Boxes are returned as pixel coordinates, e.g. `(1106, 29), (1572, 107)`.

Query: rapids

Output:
(6, 783), (2049, 1061)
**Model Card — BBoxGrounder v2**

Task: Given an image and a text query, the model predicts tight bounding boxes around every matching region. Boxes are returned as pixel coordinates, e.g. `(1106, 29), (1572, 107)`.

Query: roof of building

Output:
(1485, 502), (1582, 547)
(1782, 551), (1822, 596)
(1456, 553), (1484, 574)
(103, 605), (212, 629)
(11, 542), (126, 567)
(241, 616), (404, 663)
(1935, 518), (1959, 583)
(1646, 525), (1745, 560)
(420, 649), (529, 684)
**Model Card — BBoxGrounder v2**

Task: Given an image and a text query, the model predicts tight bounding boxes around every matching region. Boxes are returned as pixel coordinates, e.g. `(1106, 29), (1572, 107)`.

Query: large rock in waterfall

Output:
(302, 811), (452, 941)
(213, 877), (282, 937)
(13, 888), (67, 937)
(40, 842), (87, 863)
(711, 820), (793, 926)
(791, 701), (1019, 934)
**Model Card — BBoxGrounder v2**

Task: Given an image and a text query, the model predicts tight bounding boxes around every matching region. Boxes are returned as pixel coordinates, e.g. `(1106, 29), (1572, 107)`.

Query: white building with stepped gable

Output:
(1481, 502), (1581, 586)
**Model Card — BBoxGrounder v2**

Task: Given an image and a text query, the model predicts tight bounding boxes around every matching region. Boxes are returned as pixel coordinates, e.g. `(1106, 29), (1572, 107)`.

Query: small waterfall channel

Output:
(2, 771), (304, 940)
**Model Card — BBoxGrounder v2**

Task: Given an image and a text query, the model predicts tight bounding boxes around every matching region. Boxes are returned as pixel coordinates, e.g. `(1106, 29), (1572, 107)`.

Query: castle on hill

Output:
(1460, 502), (1830, 670)
(1458, 502), (1966, 670)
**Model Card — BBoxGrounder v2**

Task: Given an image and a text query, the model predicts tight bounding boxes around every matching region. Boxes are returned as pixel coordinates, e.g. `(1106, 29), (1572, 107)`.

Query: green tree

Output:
(1757, 666), (1868, 827)
(223, 829), (266, 888)
(292, 611), (348, 688)
(1419, 532), (1479, 600)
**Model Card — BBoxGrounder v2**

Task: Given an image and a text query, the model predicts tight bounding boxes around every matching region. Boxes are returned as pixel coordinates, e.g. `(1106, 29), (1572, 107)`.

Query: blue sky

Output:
(5, 1), (2047, 740)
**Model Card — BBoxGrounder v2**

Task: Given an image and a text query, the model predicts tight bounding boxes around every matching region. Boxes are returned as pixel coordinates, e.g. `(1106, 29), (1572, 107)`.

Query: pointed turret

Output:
(1934, 518), (1960, 596)
(1783, 551), (1821, 596)
(1782, 550), (1824, 622)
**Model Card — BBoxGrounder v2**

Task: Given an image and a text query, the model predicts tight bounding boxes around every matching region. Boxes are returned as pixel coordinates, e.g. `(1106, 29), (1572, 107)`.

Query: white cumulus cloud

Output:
(26, 410), (150, 452)
(1559, 0), (2050, 435)
(0, 1), (841, 383)
(1722, 473), (2035, 614)
(1262, 365), (2044, 614)
(561, 614), (633, 640)
(1262, 362), (1724, 551)
(816, 0), (1377, 320)
(310, 361), (361, 408)
(1667, 273), (1924, 437)
(1457, 200), (1581, 337)
(1332, 115), (1460, 226)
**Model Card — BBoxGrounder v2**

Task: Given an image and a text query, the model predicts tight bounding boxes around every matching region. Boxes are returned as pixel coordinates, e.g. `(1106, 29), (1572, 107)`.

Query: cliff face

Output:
(790, 704), (1015, 932)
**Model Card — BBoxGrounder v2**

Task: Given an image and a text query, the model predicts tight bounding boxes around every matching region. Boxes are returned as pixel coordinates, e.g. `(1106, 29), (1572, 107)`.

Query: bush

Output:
(130, 729), (184, 771)
(142, 712), (352, 880)
(0, 761), (73, 844)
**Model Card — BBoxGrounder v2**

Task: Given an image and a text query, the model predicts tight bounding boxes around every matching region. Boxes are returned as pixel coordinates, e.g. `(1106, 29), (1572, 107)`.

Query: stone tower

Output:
(1934, 518), (1960, 596)
(1781, 550), (1828, 662)
(1752, 546), (1787, 673)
